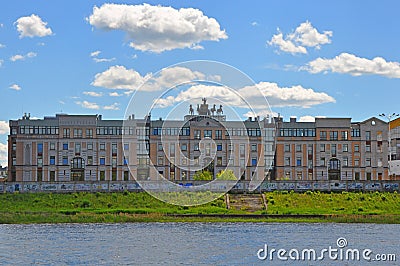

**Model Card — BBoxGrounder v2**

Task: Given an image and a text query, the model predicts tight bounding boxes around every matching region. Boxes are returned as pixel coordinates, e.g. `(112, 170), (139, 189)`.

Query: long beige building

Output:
(7, 104), (396, 182)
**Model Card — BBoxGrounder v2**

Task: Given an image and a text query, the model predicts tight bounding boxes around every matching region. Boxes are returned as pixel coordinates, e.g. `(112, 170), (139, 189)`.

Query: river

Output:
(0, 223), (398, 265)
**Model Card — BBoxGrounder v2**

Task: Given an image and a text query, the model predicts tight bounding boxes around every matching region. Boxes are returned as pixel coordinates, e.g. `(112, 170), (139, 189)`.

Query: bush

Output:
(80, 200), (91, 208)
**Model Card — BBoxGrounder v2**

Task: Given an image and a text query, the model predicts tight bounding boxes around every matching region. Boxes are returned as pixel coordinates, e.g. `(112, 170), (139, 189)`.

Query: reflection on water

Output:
(0, 223), (398, 265)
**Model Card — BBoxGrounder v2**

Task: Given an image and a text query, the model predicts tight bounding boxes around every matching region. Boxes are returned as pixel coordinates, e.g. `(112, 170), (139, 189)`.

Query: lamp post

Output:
(379, 113), (399, 179)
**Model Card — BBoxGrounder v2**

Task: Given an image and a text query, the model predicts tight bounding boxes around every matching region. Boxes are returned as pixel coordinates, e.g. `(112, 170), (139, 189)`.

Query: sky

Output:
(1, 0), (400, 166)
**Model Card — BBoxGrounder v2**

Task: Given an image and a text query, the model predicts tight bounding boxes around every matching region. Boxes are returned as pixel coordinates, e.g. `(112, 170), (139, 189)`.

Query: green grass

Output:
(0, 191), (399, 224)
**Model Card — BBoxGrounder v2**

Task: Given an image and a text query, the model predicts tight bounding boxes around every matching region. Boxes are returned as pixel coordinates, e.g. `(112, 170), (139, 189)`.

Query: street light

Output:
(379, 113), (399, 178)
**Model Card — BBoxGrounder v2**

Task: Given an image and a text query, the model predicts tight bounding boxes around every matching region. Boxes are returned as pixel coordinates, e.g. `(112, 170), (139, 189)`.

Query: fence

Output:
(0, 180), (399, 193)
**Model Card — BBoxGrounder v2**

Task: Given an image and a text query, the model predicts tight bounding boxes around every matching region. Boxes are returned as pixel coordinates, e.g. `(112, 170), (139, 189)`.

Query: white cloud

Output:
(75, 100), (100, 110)
(288, 21), (332, 49)
(303, 53), (400, 78)
(109, 92), (122, 97)
(153, 82), (335, 109)
(59, 100), (65, 105)
(251, 21), (259, 26)
(103, 103), (119, 110)
(90, 50), (101, 57)
(93, 57), (115, 63)
(298, 115), (327, 122)
(268, 31), (307, 54)
(15, 14), (53, 38)
(83, 91), (103, 97)
(0, 59), (3, 67)
(90, 50), (115, 63)
(88, 3), (227, 53)
(0, 43), (5, 48)
(37, 42), (45, 46)
(91, 65), (209, 92)
(9, 84), (21, 91)
(0, 121), (9, 134)
(91, 65), (148, 90)
(268, 21), (332, 54)
(243, 110), (278, 119)
(0, 142), (7, 167)
(10, 52), (37, 62)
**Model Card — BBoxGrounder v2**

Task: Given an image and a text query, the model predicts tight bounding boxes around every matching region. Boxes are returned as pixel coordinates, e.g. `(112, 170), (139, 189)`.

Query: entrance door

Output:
(328, 158), (341, 180)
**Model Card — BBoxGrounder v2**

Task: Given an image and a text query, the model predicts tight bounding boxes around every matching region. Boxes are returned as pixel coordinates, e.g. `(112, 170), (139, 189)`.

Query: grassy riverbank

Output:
(0, 191), (399, 224)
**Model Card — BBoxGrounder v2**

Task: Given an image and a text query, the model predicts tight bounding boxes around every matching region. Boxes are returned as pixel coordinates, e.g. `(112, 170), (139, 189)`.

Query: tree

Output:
(216, 170), (238, 180)
(193, 170), (213, 181)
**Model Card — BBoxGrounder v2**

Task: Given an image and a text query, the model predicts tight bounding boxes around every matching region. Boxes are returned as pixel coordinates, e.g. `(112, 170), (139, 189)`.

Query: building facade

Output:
(7, 104), (394, 182)
(275, 116), (390, 181)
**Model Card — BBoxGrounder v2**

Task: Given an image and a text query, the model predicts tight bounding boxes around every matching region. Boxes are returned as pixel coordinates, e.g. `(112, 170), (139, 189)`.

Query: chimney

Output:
(290, 116), (296, 123)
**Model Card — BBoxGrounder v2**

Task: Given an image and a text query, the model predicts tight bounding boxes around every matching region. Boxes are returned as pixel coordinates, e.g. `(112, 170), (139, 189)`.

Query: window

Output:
(124, 144), (129, 150)
(181, 143), (188, 151)
(112, 143), (117, 155)
(124, 157), (128, 165)
(73, 129), (82, 138)
(366, 158), (371, 167)
(87, 156), (93, 165)
(354, 144), (359, 152)
(75, 143), (81, 155)
(124, 171), (129, 181)
(240, 158), (245, 168)
(37, 158), (43, 167)
(63, 128), (70, 138)
(204, 130), (212, 138)
(12, 157), (16, 166)
(62, 156), (68, 165)
(170, 143), (175, 156)
(251, 158), (257, 166)
(100, 171), (105, 181)
(37, 143), (43, 155)
(112, 157), (117, 168)
(100, 157), (105, 165)
(87, 142), (93, 150)
(50, 143), (55, 150)
(320, 131), (327, 140)
(351, 129), (360, 137)
(296, 144), (302, 152)
(296, 157), (302, 166)
(329, 131), (338, 140)
(12, 143), (16, 151)
(331, 144), (337, 156)
(228, 144), (233, 151)
(355, 172), (360, 180)
(296, 172), (302, 180)
(343, 144), (348, 152)
(341, 131), (348, 140)
(215, 130), (222, 140)
(63, 143), (68, 150)
(251, 144), (257, 152)
(366, 172), (371, 180)
(194, 143), (199, 151)
(240, 144), (245, 156)
(50, 171), (55, 182)
(100, 143), (105, 151)
(217, 144), (222, 151)
(86, 129), (93, 138)
(320, 144), (325, 152)
(37, 170), (43, 182)
(217, 157), (223, 166)
(320, 157), (325, 166)
(194, 130), (201, 139)
(158, 156), (164, 165)
(284, 144), (290, 152)
(365, 131), (371, 141)
(366, 144), (371, 152)
(343, 157), (348, 167)
(50, 156), (56, 165)
(284, 157), (290, 166)
(354, 159), (359, 166)
(158, 143), (163, 151)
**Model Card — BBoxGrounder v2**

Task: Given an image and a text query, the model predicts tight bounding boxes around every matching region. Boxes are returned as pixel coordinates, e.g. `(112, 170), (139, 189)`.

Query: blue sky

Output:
(1, 0), (400, 166)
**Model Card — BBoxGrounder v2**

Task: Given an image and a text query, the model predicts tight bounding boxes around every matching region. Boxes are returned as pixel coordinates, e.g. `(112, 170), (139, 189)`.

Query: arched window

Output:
(71, 157), (85, 169)
(328, 158), (341, 180)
